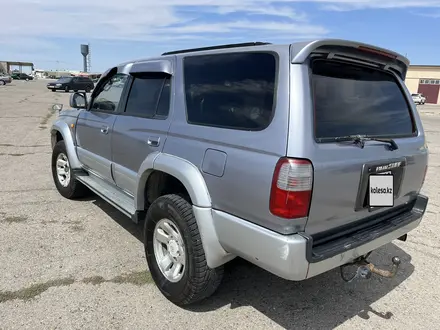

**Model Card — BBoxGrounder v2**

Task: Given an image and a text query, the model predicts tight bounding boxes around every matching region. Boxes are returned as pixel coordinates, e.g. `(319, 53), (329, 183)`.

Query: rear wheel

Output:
(145, 194), (224, 306)
(85, 86), (91, 93)
(51, 89), (56, 92)
(0, 80), (5, 86)
(65, 86), (69, 92)
(51, 141), (89, 199)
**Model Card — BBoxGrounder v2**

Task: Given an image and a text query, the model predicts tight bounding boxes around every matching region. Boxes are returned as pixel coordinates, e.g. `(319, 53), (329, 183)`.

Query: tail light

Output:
(269, 158), (313, 219)
(358, 46), (397, 59)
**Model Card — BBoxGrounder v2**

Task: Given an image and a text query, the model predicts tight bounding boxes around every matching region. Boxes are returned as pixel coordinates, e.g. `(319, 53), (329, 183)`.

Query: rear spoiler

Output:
(290, 39), (410, 80)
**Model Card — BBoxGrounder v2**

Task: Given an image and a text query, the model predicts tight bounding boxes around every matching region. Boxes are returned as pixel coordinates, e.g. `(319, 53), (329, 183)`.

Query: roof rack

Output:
(161, 42), (272, 56)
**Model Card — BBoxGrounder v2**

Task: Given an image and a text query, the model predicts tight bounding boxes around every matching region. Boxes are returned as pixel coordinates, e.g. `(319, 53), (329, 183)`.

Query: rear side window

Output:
(183, 52), (276, 130)
(312, 60), (415, 140)
(124, 75), (171, 118)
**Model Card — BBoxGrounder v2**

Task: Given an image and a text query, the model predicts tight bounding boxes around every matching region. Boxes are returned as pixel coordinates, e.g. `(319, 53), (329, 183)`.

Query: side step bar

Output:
(76, 173), (137, 220)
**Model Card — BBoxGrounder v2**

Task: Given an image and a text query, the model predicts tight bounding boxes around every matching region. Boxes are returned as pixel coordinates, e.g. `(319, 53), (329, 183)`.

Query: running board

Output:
(76, 174), (136, 219)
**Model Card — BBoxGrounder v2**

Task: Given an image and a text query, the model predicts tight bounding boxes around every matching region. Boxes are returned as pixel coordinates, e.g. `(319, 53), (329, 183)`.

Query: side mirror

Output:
(70, 92), (87, 109)
(52, 103), (63, 112)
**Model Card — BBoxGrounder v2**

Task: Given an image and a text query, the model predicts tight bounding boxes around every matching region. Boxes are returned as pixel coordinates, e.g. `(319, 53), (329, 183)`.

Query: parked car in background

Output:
(412, 93), (426, 105)
(46, 76), (94, 93)
(0, 74), (12, 85)
(11, 73), (34, 81)
(50, 39), (428, 306)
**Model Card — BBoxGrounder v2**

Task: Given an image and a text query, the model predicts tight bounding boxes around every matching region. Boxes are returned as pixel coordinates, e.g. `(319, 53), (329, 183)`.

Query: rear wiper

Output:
(334, 135), (398, 150)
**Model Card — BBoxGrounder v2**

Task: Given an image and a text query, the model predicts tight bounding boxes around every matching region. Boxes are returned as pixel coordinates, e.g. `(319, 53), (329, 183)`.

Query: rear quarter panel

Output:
(164, 46), (303, 234)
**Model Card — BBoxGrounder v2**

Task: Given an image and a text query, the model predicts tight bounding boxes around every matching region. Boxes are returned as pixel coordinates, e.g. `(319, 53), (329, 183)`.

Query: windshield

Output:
(312, 59), (416, 140)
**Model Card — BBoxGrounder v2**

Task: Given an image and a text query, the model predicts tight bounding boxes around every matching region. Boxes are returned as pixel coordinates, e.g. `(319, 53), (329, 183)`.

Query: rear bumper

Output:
(213, 194), (428, 281)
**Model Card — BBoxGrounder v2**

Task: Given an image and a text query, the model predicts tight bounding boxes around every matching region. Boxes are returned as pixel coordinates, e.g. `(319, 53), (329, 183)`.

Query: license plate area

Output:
(354, 158), (406, 212)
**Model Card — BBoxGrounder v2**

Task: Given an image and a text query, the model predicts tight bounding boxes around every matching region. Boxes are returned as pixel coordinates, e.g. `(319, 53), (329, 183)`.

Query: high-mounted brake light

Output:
(358, 46), (397, 59)
(269, 158), (313, 219)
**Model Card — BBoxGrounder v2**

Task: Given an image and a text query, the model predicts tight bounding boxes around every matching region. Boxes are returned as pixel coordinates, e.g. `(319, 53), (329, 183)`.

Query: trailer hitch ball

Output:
(392, 256), (401, 266)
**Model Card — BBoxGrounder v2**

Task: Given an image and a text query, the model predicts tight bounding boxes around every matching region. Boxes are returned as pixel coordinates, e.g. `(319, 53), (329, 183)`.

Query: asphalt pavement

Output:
(0, 79), (439, 330)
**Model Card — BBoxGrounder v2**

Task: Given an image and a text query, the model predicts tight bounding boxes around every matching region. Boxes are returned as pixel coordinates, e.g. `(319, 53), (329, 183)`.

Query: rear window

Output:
(183, 52), (276, 131)
(312, 60), (415, 140)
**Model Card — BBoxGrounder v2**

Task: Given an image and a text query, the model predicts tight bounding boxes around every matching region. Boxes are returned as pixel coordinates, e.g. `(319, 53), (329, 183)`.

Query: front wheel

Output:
(0, 80), (5, 86)
(65, 86), (69, 92)
(145, 194), (224, 306)
(51, 141), (89, 199)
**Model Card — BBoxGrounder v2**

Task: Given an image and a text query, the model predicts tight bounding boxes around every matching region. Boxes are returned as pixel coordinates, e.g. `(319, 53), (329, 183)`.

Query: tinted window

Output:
(312, 60), (415, 139)
(91, 73), (128, 112)
(125, 75), (170, 118)
(184, 52), (276, 130)
(57, 77), (72, 83)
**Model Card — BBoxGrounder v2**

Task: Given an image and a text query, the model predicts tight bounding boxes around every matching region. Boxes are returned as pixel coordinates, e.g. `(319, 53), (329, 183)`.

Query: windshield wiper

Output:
(334, 135), (398, 150)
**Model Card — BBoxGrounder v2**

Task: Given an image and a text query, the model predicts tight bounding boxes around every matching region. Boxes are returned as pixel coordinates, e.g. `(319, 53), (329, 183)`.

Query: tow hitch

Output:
(340, 252), (401, 282)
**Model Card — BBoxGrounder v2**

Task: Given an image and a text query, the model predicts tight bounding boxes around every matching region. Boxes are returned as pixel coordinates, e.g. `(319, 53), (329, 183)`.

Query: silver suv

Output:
(50, 39), (429, 306)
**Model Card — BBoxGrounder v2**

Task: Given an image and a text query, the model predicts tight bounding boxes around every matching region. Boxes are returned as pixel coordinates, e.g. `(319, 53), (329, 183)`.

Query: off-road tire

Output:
(144, 194), (224, 306)
(51, 140), (89, 199)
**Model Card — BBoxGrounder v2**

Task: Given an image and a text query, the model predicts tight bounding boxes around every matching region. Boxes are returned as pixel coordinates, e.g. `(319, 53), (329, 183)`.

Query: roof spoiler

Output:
(290, 39), (410, 80)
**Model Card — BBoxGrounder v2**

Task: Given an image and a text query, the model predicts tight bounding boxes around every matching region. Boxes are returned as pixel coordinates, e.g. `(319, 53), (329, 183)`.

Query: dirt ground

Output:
(0, 80), (439, 330)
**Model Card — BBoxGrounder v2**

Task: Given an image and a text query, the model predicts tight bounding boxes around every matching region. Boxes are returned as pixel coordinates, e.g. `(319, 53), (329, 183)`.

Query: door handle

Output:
(100, 126), (109, 134)
(147, 136), (160, 147)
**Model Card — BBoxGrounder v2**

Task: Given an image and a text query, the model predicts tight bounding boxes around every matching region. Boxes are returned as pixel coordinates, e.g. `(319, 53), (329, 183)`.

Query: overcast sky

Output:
(1, 0), (440, 72)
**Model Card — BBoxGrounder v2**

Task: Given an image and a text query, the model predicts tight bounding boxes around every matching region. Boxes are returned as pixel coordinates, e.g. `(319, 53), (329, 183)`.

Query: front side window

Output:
(183, 52), (276, 130)
(90, 73), (128, 112)
(312, 60), (415, 139)
(124, 75), (171, 118)
(57, 77), (72, 83)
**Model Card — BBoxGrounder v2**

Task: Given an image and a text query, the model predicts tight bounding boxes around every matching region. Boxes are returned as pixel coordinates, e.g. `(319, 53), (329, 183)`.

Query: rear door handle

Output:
(100, 126), (109, 134)
(147, 136), (160, 147)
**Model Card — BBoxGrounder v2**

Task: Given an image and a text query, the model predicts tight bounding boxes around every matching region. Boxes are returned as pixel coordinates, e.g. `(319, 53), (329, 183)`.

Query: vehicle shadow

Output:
(89, 196), (414, 330)
(90, 197), (144, 242)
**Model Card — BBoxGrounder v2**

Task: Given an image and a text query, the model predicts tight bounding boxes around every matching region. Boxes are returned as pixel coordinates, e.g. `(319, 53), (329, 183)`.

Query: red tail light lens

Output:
(358, 46), (397, 59)
(269, 158), (313, 219)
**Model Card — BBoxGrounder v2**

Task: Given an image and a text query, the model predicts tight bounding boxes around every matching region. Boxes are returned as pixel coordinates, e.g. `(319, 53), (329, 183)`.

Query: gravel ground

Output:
(0, 80), (439, 330)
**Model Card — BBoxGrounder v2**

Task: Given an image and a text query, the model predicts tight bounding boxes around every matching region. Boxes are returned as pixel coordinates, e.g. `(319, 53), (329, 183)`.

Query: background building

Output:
(405, 65), (440, 105)
(0, 61), (34, 74)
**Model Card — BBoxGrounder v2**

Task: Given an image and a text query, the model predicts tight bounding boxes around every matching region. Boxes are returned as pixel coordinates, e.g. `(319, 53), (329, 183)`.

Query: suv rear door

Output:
(288, 44), (428, 236)
(111, 63), (172, 195)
